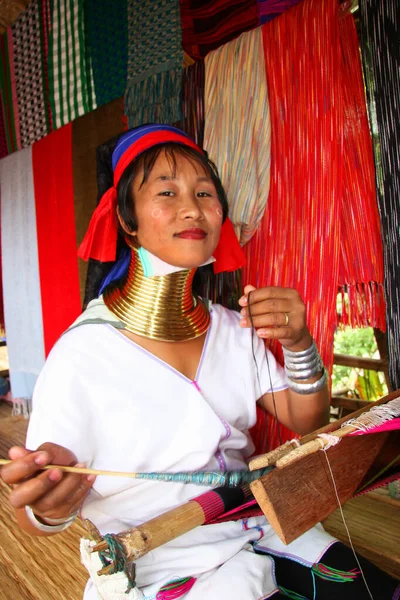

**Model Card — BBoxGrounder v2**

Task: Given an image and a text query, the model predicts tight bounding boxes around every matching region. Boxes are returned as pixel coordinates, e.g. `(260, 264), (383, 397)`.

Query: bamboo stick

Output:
(0, 460), (139, 479)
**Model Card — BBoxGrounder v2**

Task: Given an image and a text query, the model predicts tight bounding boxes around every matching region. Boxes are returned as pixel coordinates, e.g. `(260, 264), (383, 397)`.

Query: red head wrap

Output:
(78, 125), (246, 274)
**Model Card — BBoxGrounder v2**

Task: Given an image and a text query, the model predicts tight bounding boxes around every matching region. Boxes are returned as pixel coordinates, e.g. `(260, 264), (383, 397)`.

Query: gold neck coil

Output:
(103, 247), (210, 342)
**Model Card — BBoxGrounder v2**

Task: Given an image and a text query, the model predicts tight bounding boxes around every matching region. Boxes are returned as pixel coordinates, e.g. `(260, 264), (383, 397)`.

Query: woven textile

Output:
(48, 0), (96, 129)
(0, 147), (46, 399)
(124, 0), (183, 128)
(359, 0), (400, 390)
(337, 11), (385, 329)
(204, 27), (270, 246)
(257, 0), (303, 24)
(84, 0), (127, 108)
(11, 0), (51, 148)
(181, 0), (258, 60)
(0, 29), (20, 153)
(245, 0), (343, 449)
(181, 59), (205, 147)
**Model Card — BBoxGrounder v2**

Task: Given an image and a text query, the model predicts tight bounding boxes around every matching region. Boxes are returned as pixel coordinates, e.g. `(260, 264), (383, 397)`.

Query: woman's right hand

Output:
(1, 442), (96, 523)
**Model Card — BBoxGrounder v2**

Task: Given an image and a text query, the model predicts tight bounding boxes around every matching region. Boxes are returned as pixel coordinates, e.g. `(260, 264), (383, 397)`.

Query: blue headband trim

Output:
(112, 125), (195, 171)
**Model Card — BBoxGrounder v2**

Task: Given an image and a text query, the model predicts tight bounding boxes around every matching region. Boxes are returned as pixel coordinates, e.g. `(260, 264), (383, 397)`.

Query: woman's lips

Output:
(175, 228), (207, 240)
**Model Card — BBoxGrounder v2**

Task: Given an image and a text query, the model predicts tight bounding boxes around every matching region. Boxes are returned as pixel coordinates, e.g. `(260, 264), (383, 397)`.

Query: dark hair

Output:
(116, 143), (229, 234)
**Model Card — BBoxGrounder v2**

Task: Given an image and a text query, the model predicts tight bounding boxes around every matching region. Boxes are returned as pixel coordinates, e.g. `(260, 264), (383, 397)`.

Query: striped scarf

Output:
(48, 0), (96, 129)
(204, 27), (271, 246)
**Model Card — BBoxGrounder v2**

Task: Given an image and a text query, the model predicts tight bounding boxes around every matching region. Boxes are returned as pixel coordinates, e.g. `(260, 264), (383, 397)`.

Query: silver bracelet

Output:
(286, 369), (328, 395)
(283, 341), (324, 381)
(25, 505), (77, 533)
(284, 355), (321, 372)
(282, 341), (317, 359)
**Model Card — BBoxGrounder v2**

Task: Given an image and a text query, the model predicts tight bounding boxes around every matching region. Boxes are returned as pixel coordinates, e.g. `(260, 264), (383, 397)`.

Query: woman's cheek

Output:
(151, 207), (163, 219)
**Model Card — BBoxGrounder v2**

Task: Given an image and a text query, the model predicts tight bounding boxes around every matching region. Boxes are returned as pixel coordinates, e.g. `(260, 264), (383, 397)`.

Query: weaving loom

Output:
(79, 392), (400, 583)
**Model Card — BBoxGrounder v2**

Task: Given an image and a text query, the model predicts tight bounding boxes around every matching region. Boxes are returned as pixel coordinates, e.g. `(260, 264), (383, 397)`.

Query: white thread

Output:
(343, 398), (400, 432)
(321, 449), (374, 600)
(288, 438), (301, 448)
(317, 433), (341, 450)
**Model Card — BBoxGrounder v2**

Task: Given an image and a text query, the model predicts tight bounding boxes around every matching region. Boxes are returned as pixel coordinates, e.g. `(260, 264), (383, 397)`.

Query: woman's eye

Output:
(197, 191), (212, 198)
(159, 190), (175, 197)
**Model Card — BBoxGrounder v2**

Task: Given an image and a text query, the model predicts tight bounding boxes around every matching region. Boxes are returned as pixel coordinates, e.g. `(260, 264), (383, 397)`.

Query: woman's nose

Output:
(177, 194), (203, 219)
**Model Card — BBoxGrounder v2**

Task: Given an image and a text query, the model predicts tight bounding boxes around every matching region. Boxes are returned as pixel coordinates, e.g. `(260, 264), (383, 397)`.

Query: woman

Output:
(2, 125), (397, 599)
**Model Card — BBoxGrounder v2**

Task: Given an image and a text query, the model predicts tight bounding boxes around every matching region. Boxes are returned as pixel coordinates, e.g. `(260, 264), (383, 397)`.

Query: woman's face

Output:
(126, 150), (223, 268)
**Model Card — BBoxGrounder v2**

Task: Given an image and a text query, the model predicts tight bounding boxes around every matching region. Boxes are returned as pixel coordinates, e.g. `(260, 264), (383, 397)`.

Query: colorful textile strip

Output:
(124, 0), (183, 128)
(181, 59), (205, 148)
(180, 0), (258, 60)
(0, 30), (20, 153)
(257, 0), (303, 25)
(204, 27), (270, 245)
(11, 0), (52, 148)
(156, 577), (196, 599)
(337, 11), (385, 330)
(48, 0), (96, 129)
(245, 0), (343, 449)
(358, 1), (400, 390)
(32, 124), (81, 355)
(0, 147), (46, 399)
(84, 0), (127, 108)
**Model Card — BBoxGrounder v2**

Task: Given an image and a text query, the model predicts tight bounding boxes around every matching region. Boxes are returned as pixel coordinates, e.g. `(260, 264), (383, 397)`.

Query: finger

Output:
(1, 450), (51, 485)
(30, 465), (95, 517)
(8, 468), (64, 509)
(240, 312), (292, 330)
(256, 326), (293, 340)
(240, 299), (293, 320)
(240, 286), (298, 307)
(37, 442), (77, 468)
(238, 285), (257, 306)
(8, 446), (31, 460)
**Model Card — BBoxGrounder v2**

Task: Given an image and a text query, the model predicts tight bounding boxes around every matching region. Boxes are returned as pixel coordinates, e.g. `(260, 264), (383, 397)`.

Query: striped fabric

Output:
(358, 0), (400, 389)
(245, 0), (343, 449)
(48, 0), (96, 129)
(204, 27), (270, 246)
(0, 124), (81, 403)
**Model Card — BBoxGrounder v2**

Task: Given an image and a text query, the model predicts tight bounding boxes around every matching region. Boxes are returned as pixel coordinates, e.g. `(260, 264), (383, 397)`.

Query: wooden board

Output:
(250, 430), (400, 544)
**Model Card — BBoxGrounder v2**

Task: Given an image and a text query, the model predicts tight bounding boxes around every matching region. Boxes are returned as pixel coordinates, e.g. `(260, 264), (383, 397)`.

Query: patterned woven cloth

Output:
(0, 28), (21, 153)
(181, 0), (258, 60)
(48, 0), (96, 129)
(84, 0), (127, 107)
(204, 27), (271, 246)
(124, 0), (183, 128)
(11, 0), (52, 148)
(359, 0), (400, 389)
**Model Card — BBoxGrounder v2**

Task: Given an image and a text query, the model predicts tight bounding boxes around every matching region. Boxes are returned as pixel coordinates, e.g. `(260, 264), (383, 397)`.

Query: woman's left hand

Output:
(238, 284), (313, 351)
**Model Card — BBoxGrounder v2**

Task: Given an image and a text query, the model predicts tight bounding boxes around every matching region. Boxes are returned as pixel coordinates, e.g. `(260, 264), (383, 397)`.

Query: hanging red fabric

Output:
(32, 123), (82, 356)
